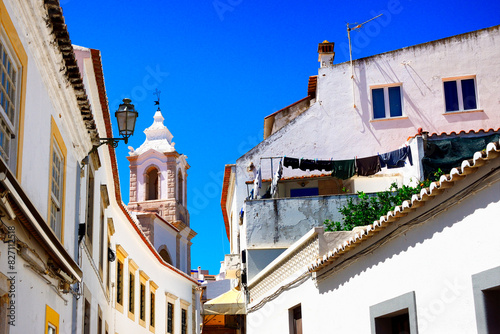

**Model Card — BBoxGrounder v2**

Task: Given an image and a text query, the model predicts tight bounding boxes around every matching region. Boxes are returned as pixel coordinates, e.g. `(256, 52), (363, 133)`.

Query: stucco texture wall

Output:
(246, 166), (500, 333)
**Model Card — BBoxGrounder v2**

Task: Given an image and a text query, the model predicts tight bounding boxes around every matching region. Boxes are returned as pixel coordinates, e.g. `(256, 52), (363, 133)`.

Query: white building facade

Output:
(220, 25), (500, 333)
(245, 139), (500, 334)
(222, 24), (500, 278)
(0, 1), (201, 333)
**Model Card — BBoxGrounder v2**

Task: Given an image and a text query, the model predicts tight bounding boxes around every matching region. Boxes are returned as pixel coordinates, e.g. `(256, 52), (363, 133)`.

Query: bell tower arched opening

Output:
(177, 170), (184, 206)
(145, 166), (159, 201)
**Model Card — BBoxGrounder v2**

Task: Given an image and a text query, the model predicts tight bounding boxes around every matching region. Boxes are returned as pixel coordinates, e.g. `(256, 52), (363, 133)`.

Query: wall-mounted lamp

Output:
(91, 98), (138, 152)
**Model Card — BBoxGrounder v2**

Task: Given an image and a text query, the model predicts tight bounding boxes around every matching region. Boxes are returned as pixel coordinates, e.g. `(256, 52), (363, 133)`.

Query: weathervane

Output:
(154, 89), (161, 111)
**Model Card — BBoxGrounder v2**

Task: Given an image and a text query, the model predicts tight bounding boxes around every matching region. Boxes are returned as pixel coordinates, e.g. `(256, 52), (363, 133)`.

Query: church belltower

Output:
(127, 96), (195, 273)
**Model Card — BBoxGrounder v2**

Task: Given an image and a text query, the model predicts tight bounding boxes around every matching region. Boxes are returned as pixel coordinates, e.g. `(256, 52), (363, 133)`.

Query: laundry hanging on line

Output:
(259, 144), (413, 185)
(356, 155), (382, 176)
(331, 159), (356, 180)
(378, 146), (413, 169)
(270, 159), (283, 197)
(252, 166), (262, 199)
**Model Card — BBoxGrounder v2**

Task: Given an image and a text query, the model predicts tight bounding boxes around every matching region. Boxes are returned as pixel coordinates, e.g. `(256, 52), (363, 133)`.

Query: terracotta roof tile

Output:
(308, 76), (317, 99)
(221, 165), (234, 241)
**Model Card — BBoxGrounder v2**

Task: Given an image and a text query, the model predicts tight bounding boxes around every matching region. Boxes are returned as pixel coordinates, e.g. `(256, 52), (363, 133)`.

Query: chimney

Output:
(318, 40), (335, 68)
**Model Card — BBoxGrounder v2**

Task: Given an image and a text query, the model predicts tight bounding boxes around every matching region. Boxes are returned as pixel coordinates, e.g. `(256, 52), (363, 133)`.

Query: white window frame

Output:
(472, 266), (500, 334)
(370, 84), (403, 120)
(443, 76), (478, 112)
(0, 27), (21, 168)
(49, 141), (64, 239)
(369, 291), (418, 334)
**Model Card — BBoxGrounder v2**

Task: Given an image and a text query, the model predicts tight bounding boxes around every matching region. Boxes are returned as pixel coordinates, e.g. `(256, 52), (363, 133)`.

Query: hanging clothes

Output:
(331, 159), (356, 180)
(297, 158), (334, 171)
(317, 160), (334, 171)
(252, 166), (262, 199)
(379, 146), (413, 169)
(356, 155), (381, 176)
(299, 158), (316, 171)
(283, 157), (300, 169)
(270, 159), (283, 197)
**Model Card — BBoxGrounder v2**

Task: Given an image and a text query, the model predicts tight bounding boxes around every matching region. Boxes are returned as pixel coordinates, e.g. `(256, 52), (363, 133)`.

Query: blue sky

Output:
(62, 0), (500, 274)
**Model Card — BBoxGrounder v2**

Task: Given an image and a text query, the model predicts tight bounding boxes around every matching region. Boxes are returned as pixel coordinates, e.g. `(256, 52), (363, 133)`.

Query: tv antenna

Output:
(347, 13), (383, 108)
(154, 89), (161, 111)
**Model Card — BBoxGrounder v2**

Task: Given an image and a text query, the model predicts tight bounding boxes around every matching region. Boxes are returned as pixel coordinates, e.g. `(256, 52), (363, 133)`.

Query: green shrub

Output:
(324, 169), (443, 232)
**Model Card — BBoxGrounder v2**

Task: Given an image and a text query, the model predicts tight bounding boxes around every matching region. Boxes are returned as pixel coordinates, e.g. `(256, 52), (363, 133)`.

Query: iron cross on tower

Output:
(154, 89), (161, 110)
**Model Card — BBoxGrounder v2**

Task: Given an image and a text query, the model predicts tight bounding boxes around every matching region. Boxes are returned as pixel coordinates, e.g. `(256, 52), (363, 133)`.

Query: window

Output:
(48, 118), (66, 241)
(166, 293), (178, 334)
(116, 261), (124, 305)
(370, 291), (418, 334)
(97, 306), (102, 334)
(150, 292), (155, 329)
(106, 238), (110, 296)
(159, 248), (173, 265)
(139, 270), (150, 327)
(128, 259), (138, 320)
(146, 167), (159, 200)
(167, 302), (174, 334)
(444, 77), (477, 112)
(140, 283), (146, 323)
(289, 304), (302, 334)
(472, 266), (500, 334)
(150, 281), (158, 332)
(0, 30), (22, 172)
(47, 325), (56, 334)
(45, 305), (59, 334)
(115, 245), (128, 313)
(98, 205), (105, 279)
(49, 139), (64, 240)
(181, 308), (187, 334)
(85, 162), (95, 254)
(372, 85), (403, 119)
(106, 218), (114, 297)
(129, 273), (135, 315)
(83, 299), (91, 334)
(177, 170), (183, 205)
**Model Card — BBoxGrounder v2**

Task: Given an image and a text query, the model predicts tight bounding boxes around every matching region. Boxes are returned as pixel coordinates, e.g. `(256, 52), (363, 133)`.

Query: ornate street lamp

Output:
(93, 98), (138, 151)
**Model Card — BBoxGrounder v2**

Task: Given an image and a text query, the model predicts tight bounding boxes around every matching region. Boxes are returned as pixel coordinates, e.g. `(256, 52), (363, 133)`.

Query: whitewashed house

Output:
(245, 139), (500, 333)
(0, 1), (202, 333)
(219, 25), (500, 333)
(0, 0), (99, 333)
(75, 47), (202, 334)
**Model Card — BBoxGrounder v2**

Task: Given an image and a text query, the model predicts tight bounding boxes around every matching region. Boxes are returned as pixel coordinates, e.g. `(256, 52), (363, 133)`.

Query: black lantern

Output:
(91, 98), (139, 152)
(115, 98), (138, 142)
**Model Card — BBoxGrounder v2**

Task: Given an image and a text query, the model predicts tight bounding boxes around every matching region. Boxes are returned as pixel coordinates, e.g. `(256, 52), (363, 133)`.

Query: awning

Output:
(203, 288), (246, 315)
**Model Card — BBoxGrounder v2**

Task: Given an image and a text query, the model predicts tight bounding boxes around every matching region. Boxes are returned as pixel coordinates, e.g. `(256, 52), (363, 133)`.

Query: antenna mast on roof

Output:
(154, 88), (161, 111)
(347, 13), (383, 108)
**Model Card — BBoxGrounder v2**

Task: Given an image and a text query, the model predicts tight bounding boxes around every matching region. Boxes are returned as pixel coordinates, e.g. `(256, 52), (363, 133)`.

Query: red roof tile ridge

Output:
(428, 127), (500, 138)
